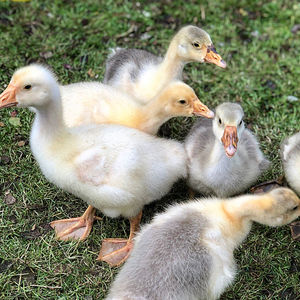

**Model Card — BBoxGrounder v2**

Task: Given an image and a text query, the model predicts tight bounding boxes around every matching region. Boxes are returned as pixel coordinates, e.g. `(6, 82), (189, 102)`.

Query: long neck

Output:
(31, 88), (67, 142)
(157, 38), (185, 82)
(139, 91), (173, 135)
(221, 193), (273, 247)
(225, 193), (273, 221)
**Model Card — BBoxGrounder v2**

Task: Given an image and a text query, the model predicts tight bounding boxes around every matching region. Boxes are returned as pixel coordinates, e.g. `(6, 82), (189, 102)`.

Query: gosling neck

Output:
(218, 197), (254, 249)
(158, 38), (185, 82)
(224, 194), (265, 221)
(221, 193), (273, 247)
(139, 96), (172, 135)
(32, 88), (66, 138)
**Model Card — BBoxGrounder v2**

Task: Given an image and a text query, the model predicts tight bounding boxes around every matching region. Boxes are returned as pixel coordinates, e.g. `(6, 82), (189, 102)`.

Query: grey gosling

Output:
(185, 102), (270, 197)
(106, 188), (300, 300)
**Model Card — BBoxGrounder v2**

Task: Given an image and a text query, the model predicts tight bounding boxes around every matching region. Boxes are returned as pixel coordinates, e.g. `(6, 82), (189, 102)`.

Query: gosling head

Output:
(212, 102), (245, 158)
(253, 188), (300, 227)
(161, 81), (214, 119)
(0, 64), (59, 110)
(174, 25), (226, 68)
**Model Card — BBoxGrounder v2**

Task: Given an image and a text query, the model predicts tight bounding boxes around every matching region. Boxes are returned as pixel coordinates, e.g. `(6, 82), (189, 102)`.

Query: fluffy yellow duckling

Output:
(0, 64), (189, 266)
(56, 81), (213, 244)
(60, 80), (214, 134)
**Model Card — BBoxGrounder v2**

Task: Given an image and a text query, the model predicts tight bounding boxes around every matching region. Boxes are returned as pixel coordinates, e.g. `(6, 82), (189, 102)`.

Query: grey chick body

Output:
(107, 206), (211, 300)
(104, 48), (162, 85)
(185, 103), (270, 197)
(106, 188), (300, 300)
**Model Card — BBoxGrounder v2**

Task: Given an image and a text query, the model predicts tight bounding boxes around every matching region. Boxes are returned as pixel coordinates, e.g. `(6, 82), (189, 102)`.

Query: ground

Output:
(0, 0), (299, 299)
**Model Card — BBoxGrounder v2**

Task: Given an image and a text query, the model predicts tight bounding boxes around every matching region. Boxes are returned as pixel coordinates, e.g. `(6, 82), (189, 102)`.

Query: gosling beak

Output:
(204, 44), (227, 69)
(221, 126), (238, 158)
(192, 98), (214, 119)
(0, 84), (18, 109)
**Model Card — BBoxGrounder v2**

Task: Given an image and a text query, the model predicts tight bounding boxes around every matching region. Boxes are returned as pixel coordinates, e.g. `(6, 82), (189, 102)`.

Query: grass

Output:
(0, 0), (300, 299)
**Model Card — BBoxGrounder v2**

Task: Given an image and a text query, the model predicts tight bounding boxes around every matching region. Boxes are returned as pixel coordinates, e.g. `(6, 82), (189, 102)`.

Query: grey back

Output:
(104, 48), (161, 84)
(106, 206), (211, 300)
(185, 117), (270, 197)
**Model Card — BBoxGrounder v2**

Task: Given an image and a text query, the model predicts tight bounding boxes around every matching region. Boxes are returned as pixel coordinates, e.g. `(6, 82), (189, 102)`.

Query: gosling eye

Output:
(24, 85), (32, 90)
(179, 99), (187, 105)
(218, 118), (222, 125)
(192, 42), (200, 48)
(291, 206), (298, 211)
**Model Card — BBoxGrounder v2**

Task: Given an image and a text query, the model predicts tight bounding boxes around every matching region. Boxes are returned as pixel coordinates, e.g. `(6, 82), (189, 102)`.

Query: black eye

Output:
(219, 118), (222, 124)
(24, 85), (32, 90)
(179, 99), (187, 104)
(193, 42), (200, 48)
(239, 120), (243, 126)
(292, 206), (298, 211)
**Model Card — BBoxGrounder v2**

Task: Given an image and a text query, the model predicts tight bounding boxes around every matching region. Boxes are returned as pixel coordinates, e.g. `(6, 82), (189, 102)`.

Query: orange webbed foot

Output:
(50, 205), (100, 241)
(97, 238), (133, 267)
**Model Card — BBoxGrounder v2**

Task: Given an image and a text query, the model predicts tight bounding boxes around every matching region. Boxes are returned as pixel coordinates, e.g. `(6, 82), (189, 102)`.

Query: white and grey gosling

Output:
(106, 188), (300, 300)
(103, 25), (226, 103)
(185, 102), (270, 197)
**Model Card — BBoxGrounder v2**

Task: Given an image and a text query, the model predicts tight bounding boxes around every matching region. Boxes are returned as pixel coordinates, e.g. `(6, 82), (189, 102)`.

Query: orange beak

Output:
(0, 83), (18, 109)
(192, 98), (214, 118)
(221, 126), (238, 158)
(204, 44), (227, 69)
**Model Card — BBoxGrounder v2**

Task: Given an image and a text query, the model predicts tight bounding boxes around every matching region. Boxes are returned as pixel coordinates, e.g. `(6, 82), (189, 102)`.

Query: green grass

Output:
(0, 0), (300, 299)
